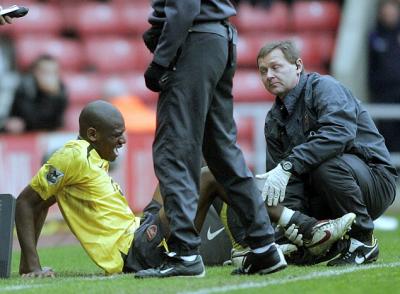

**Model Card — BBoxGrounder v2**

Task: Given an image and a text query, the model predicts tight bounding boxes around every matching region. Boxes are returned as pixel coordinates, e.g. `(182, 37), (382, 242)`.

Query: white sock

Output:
(278, 207), (295, 227)
(180, 255), (197, 262)
(252, 242), (274, 254)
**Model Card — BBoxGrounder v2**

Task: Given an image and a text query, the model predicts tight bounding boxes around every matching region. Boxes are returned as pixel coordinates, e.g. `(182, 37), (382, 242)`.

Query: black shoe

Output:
(327, 237), (379, 266)
(287, 238), (348, 266)
(134, 254), (205, 278)
(231, 243), (287, 275)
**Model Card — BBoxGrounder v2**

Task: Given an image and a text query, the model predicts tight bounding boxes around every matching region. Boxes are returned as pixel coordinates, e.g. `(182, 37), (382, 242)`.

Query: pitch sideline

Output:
(2, 262), (400, 292)
(180, 261), (400, 294)
(1, 275), (118, 292)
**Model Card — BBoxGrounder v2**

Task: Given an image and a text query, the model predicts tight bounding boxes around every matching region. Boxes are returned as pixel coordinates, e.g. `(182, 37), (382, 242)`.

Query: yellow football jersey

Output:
(31, 139), (140, 274)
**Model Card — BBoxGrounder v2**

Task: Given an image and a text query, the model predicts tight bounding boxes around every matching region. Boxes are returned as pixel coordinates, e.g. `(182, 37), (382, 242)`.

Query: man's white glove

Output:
(256, 163), (291, 206)
(284, 224), (303, 246)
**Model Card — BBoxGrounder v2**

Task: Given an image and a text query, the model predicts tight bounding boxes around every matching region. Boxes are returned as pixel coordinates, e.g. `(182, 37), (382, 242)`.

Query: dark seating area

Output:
(0, 0), (342, 131)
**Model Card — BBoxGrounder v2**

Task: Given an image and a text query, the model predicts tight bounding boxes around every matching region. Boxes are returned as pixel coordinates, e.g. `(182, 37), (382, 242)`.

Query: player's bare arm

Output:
(15, 186), (56, 278)
(194, 167), (284, 230)
(149, 167), (231, 237)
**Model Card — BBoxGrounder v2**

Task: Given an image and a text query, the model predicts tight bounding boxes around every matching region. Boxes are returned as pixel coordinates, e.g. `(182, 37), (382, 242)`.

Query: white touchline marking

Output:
(2, 285), (43, 291)
(2, 262), (400, 292)
(1, 275), (119, 292)
(180, 262), (400, 294)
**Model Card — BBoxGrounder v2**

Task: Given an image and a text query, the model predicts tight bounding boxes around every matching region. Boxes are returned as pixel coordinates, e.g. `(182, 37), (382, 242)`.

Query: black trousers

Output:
(281, 154), (397, 237)
(153, 28), (274, 255)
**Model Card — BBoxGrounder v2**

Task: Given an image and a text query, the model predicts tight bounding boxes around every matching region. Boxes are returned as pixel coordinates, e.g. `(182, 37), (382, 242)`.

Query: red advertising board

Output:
(0, 128), (255, 214)
(0, 131), (157, 214)
(124, 132), (158, 212)
(0, 134), (42, 197)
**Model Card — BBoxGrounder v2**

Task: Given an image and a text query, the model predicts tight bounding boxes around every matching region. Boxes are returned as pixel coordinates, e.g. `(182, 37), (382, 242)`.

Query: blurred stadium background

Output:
(0, 0), (398, 223)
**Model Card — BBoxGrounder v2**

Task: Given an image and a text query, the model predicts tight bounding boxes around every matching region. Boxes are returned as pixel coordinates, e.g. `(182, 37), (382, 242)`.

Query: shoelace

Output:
(309, 220), (331, 235)
(319, 220), (336, 230)
(157, 256), (181, 271)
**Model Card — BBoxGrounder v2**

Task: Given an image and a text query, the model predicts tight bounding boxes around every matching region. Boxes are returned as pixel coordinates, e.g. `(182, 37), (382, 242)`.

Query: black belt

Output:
(189, 21), (229, 38)
(188, 21), (237, 67)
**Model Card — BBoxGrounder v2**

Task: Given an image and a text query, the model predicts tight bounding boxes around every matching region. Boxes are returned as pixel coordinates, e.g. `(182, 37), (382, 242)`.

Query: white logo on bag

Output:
(206, 227), (225, 240)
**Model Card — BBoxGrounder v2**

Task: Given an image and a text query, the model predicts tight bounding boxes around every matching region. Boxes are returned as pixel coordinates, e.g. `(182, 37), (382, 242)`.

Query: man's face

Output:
(92, 117), (126, 162)
(258, 48), (302, 98)
(33, 59), (60, 93)
(34, 60), (59, 82)
(380, 2), (400, 29)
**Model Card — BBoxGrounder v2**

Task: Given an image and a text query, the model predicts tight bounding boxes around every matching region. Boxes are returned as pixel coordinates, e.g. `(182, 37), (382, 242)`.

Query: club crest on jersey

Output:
(46, 166), (64, 184)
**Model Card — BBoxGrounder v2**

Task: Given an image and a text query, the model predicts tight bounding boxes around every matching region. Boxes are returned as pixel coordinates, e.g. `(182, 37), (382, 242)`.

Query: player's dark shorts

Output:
(122, 212), (166, 273)
(125, 199), (233, 267)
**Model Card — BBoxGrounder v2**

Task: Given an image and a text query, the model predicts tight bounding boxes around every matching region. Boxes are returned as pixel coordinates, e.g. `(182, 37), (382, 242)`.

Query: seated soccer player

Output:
(15, 101), (354, 278)
(15, 101), (169, 277)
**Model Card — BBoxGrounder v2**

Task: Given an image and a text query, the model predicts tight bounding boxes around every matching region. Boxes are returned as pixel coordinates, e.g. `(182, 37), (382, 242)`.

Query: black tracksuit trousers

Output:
(153, 27), (275, 255)
(281, 154), (397, 238)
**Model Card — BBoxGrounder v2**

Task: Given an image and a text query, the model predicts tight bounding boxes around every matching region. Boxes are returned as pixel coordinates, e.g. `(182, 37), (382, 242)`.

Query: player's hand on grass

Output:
(19, 252), (31, 275)
(21, 267), (55, 278)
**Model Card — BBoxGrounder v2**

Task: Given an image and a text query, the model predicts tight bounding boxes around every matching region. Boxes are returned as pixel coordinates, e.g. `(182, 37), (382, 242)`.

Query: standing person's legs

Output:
(201, 27), (287, 275)
(202, 45), (274, 250)
(136, 32), (234, 278)
(152, 33), (222, 257)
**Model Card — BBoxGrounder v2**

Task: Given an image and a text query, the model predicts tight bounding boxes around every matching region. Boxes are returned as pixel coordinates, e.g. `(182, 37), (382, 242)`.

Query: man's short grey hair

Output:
(257, 40), (301, 66)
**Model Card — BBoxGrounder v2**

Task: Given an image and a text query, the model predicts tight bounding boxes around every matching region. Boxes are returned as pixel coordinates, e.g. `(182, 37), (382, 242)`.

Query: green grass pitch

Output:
(1, 216), (400, 294)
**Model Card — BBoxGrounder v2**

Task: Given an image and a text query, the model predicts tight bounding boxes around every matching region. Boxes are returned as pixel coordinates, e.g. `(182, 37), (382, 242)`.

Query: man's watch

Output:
(280, 160), (294, 173)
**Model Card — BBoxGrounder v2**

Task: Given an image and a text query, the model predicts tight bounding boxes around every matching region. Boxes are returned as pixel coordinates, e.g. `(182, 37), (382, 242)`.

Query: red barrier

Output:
(0, 134), (42, 197)
(0, 131), (157, 214)
(123, 132), (157, 212)
(0, 128), (254, 214)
